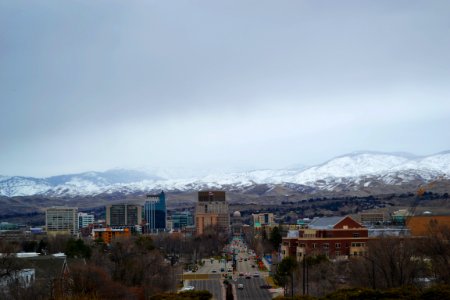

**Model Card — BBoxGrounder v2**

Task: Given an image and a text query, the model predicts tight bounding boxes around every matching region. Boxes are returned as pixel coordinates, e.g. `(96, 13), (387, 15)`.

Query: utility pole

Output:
(302, 256), (306, 295)
(372, 258), (376, 290)
(291, 270), (294, 299)
(302, 256), (308, 295)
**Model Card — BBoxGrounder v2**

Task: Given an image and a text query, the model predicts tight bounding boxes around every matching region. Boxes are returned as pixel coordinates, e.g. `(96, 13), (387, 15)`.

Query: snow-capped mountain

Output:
(0, 151), (449, 197)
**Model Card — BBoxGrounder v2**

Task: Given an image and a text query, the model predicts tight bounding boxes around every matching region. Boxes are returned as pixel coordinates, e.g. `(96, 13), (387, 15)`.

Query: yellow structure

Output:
(92, 227), (131, 244)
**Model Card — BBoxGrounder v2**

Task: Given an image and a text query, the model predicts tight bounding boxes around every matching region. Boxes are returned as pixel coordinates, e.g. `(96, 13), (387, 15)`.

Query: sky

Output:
(1, 0), (450, 177)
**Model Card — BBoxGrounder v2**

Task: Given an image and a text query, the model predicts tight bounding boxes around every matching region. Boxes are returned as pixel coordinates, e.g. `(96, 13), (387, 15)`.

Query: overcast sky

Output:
(1, 0), (450, 177)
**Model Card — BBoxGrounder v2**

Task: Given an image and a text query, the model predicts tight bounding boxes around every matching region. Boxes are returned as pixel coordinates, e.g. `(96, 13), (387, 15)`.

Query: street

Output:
(182, 237), (273, 300)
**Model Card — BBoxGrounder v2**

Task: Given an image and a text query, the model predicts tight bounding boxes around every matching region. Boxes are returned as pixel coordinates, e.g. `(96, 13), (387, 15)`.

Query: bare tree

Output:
(349, 237), (425, 289)
(0, 240), (21, 280)
(419, 222), (450, 284)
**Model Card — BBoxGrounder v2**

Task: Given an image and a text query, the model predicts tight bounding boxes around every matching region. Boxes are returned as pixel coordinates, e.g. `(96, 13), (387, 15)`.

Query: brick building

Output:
(281, 216), (369, 261)
(407, 215), (450, 236)
(195, 191), (230, 235)
(92, 227), (131, 245)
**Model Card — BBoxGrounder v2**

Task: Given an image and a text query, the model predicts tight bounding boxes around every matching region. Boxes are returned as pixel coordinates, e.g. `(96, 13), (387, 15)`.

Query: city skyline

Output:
(1, 1), (449, 177)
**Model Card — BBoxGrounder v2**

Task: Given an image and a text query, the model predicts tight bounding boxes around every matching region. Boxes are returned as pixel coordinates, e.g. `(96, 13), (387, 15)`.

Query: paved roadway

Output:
(183, 237), (272, 300)
(228, 238), (272, 300)
(233, 277), (272, 300)
(190, 280), (224, 300)
(184, 259), (227, 300)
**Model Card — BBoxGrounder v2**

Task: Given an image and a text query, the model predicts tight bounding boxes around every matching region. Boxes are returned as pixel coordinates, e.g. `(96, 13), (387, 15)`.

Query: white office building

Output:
(78, 212), (95, 229)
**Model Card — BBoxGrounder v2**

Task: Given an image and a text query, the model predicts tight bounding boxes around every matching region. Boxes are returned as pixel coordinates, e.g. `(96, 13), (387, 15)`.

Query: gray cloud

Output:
(1, 0), (449, 176)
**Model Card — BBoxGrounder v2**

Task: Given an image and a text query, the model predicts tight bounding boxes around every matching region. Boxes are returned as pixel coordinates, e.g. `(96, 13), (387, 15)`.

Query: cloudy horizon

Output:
(1, 1), (450, 177)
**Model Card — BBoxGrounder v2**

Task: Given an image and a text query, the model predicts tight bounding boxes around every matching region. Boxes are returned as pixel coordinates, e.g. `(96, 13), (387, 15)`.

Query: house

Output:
(281, 216), (369, 261)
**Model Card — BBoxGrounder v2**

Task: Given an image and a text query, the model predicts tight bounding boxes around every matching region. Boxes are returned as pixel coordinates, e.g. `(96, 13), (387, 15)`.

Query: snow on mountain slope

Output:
(287, 152), (410, 184)
(392, 151), (450, 175)
(0, 151), (449, 197)
(0, 177), (51, 197)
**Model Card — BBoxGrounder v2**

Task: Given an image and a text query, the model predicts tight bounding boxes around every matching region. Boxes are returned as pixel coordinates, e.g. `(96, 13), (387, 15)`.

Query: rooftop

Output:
(308, 216), (345, 229)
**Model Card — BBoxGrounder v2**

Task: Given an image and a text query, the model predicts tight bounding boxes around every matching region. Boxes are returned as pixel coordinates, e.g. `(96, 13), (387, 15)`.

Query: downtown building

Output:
(195, 191), (230, 235)
(144, 191), (167, 232)
(45, 206), (78, 236)
(171, 211), (194, 230)
(106, 204), (142, 227)
(78, 212), (95, 229)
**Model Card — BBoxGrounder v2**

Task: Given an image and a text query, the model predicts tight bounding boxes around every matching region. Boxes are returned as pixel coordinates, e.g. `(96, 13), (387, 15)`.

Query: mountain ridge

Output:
(0, 151), (449, 198)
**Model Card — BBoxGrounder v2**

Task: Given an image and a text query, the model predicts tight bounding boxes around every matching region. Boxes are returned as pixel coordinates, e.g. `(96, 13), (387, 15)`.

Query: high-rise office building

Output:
(78, 212), (95, 229)
(106, 204), (142, 227)
(45, 206), (78, 236)
(144, 191), (166, 232)
(195, 191), (229, 235)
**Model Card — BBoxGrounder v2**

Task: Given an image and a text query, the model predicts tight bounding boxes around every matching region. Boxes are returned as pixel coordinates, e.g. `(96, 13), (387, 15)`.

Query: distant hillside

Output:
(0, 151), (448, 199)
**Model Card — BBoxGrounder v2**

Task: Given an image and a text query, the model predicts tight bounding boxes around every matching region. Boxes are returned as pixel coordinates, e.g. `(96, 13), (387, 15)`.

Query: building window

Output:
(353, 232), (360, 237)
(312, 243), (317, 249)
(335, 243), (341, 249)
(335, 251), (340, 256)
(323, 243), (329, 249)
(299, 243), (306, 248)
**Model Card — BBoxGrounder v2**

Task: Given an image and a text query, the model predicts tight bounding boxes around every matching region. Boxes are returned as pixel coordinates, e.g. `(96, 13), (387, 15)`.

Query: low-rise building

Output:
(252, 213), (275, 227)
(92, 227), (131, 245)
(171, 211), (194, 229)
(281, 216), (369, 261)
(407, 215), (450, 237)
(358, 212), (386, 224)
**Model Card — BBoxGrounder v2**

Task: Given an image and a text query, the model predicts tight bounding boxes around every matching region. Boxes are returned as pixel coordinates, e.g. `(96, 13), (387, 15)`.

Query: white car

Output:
(180, 285), (195, 291)
(237, 283), (244, 289)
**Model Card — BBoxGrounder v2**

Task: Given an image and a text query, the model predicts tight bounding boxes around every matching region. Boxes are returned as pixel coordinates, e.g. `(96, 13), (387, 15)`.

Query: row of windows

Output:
(285, 241), (367, 249)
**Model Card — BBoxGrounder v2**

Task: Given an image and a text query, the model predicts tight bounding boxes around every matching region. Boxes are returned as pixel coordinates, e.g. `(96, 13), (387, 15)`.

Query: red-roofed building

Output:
(281, 216), (369, 260)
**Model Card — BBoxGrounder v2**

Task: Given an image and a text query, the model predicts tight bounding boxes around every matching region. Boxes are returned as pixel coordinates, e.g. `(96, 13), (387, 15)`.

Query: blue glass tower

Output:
(145, 191), (166, 232)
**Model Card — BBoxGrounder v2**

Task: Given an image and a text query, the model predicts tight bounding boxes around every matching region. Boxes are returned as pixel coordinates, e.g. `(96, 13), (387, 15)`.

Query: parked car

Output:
(253, 272), (260, 277)
(260, 284), (272, 289)
(237, 284), (244, 289)
(180, 286), (195, 291)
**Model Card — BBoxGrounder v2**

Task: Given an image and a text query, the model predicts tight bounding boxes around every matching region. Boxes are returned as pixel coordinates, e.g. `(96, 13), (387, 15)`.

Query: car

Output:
(253, 272), (260, 277)
(239, 272), (244, 276)
(245, 273), (251, 279)
(237, 284), (244, 289)
(212, 269), (217, 273)
(251, 265), (256, 268)
(220, 268), (225, 272)
(260, 284), (272, 289)
(180, 285), (195, 291)
(227, 268), (232, 272)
